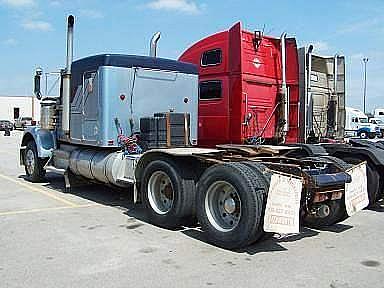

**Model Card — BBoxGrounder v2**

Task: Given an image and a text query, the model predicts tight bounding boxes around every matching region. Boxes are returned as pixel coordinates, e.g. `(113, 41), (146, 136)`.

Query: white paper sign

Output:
(263, 174), (303, 234)
(345, 162), (369, 216)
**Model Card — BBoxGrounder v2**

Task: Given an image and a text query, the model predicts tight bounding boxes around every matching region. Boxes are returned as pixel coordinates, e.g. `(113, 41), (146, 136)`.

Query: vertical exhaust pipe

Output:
(280, 33), (289, 135)
(333, 54), (338, 94)
(306, 44), (314, 142)
(62, 15), (74, 135)
(328, 54), (339, 136)
(149, 32), (161, 57)
(66, 15), (74, 72)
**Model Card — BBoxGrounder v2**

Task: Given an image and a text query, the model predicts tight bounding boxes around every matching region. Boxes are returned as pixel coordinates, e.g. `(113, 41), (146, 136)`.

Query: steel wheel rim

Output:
(147, 171), (174, 215)
(205, 181), (242, 232)
(26, 149), (35, 176)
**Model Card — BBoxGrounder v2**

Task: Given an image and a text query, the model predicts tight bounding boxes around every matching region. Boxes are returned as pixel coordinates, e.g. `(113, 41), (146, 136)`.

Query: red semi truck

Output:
(179, 22), (384, 205)
(179, 22), (300, 146)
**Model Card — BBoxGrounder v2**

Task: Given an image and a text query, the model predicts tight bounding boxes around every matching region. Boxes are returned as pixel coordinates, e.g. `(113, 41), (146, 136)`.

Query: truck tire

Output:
(302, 156), (352, 228)
(358, 131), (368, 139)
(341, 156), (380, 206)
(141, 158), (195, 228)
(243, 162), (272, 188)
(196, 162), (267, 249)
(368, 133), (376, 139)
(24, 141), (46, 182)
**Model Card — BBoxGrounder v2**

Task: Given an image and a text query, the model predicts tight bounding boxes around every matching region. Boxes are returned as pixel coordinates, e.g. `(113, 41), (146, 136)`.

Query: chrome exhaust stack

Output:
(333, 54), (338, 94)
(305, 44), (314, 141)
(61, 15), (74, 135)
(331, 54), (339, 134)
(149, 32), (161, 57)
(280, 32), (289, 134)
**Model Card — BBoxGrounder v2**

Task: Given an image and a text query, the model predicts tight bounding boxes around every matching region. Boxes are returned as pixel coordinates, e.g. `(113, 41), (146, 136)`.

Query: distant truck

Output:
(14, 117), (35, 130)
(374, 108), (384, 122)
(345, 107), (379, 139)
(369, 118), (384, 138)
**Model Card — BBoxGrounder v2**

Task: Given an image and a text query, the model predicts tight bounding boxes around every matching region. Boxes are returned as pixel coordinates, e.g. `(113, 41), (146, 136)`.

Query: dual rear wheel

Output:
(141, 160), (270, 249)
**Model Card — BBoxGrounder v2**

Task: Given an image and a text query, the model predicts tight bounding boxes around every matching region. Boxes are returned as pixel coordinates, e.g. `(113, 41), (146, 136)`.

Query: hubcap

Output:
(205, 181), (242, 232)
(147, 171), (174, 215)
(224, 198), (236, 214)
(25, 149), (35, 176)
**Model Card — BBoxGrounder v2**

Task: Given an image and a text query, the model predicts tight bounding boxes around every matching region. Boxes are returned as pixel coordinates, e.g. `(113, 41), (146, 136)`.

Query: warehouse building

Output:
(0, 95), (40, 122)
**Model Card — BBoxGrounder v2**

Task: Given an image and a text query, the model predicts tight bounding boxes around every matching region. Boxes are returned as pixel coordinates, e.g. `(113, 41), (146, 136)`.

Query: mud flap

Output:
(263, 174), (303, 234)
(345, 162), (369, 216)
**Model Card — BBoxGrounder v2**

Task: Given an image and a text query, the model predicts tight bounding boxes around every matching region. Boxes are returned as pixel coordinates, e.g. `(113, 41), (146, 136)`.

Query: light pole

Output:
(362, 57), (369, 114)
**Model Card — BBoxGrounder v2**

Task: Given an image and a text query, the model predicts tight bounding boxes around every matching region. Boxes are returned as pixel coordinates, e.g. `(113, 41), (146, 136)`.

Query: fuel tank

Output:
(68, 149), (131, 188)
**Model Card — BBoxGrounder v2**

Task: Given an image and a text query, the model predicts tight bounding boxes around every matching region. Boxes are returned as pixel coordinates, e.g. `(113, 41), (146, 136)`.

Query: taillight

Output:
(31, 120), (36, 125)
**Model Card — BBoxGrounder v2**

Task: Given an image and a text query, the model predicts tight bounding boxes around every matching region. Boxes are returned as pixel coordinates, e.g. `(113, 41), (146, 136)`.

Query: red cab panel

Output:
(179, 22), (299, 147)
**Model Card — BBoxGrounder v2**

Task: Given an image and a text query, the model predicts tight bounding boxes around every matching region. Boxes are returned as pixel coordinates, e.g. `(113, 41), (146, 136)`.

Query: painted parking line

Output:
(0, 203), (99, 216)
(0, 173), (79, 207)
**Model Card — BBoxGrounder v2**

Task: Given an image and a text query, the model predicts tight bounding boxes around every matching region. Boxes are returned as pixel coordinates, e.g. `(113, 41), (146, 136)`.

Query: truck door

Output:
(198, 79), (230, 146)
(242, 79), (279, 141)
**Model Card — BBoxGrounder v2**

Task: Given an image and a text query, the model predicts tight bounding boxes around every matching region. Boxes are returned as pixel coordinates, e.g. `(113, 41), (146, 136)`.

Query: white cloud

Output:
(22, 20), (53, 31)
(3, 38), (18, 46)
(79, 9), (104, 19)
(0, 0), (35, 8)
(145, 0), (203, 14)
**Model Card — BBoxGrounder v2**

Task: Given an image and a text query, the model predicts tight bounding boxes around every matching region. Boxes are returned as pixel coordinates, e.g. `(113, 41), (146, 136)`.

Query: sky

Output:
(0, 0), (383, 112)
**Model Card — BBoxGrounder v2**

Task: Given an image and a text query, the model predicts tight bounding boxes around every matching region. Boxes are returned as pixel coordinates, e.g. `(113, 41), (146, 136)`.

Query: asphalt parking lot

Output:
(0, 131), (383, 288)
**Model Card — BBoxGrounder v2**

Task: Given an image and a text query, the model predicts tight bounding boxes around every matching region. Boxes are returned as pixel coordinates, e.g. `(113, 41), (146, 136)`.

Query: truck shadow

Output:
(22, 172), (355, 254)
(368, 199), (384, 212)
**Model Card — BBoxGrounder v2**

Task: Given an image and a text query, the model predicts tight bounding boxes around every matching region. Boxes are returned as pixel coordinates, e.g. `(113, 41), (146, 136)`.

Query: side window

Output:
(199, 81), (222, 100)
(201, 49), (222, 67)
(83, 71), (96, 94)
(379, 112), (384, 116)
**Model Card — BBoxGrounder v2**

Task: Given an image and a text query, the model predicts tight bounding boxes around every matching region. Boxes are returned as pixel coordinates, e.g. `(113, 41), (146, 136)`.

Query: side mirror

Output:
(34, 68), (43, 100)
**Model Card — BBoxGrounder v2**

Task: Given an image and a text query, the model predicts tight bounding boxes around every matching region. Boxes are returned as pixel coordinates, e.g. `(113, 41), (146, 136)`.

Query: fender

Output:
(20, 127), (56, 163)
(357, 127), (371, 134)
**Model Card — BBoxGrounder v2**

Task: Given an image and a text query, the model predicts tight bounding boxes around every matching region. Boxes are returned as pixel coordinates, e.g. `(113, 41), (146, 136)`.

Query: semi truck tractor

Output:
(344, 107), (379, 138)
(20, 16), (364, 249)
(297, 48), (384, 204)
(179, 22), (383, 206)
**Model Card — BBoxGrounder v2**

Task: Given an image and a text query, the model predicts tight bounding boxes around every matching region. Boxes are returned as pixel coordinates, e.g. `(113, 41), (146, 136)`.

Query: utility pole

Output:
(362, 57), (369, 114)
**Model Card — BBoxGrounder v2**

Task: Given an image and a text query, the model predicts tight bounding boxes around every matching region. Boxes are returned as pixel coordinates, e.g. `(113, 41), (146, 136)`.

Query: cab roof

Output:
(71, 54), (198, 75)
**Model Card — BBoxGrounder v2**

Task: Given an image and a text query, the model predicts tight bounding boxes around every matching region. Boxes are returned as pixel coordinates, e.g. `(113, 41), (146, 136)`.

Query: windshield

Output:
(22, 117), (32, 121)
(359, 118), (368, 123)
